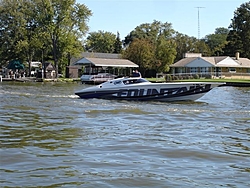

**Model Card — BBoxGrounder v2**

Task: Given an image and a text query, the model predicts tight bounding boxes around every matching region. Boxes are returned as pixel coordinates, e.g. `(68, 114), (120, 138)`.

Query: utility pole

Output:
(195, 7), (205, 40)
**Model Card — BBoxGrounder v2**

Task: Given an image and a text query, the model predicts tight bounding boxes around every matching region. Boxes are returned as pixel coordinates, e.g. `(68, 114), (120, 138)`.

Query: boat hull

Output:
(75, 82), (220, 102)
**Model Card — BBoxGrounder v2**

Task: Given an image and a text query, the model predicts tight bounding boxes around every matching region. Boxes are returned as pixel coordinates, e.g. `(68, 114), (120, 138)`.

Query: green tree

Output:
(123, 38), (154, 76)
(204, 27), (229, 56)
(113, 32), (122, 54)
(123, 20), (174, 47)
(123, 20), (177, 74)
(224, 1), (250, 58)
(195, 39), (211, 56)
(85, 30), (116, 53)
(0, 0), (92, 77)
(0, 0), (27, 65)
(16, 0), (43, 75)
(36, 0), (92, 77)
(173, 32), (212, 61)
(154, 35), (176, 72)
(174, 33), (197, 61)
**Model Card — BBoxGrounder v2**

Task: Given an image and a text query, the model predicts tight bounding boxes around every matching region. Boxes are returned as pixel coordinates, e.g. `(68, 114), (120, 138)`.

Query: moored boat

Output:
(75, 77), (223, 102)
(80, 73), (116, 84)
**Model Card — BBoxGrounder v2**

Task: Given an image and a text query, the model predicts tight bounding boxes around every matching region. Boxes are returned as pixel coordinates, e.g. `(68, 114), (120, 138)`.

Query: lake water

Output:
(0, 82), (250, 187)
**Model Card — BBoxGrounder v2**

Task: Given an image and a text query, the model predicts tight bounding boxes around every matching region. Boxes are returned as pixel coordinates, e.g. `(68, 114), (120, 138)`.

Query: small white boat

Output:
(75, 77), (222, 102)
(80, 73), (116, 84)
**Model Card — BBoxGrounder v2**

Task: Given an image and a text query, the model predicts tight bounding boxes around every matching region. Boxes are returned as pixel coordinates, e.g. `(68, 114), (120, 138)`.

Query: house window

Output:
(229, 67), (236, 73)
(213, 67), (221, 72)
(200, 67), (209, 73)
(247, 68), (250, 73)
(190, 67), (197, 73)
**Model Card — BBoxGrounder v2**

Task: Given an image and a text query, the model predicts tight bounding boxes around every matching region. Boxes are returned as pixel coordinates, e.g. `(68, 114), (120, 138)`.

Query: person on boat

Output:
(132, 69), (141, 77)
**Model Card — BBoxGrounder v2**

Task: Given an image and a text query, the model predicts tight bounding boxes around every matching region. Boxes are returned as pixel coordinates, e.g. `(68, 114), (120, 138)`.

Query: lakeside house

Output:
(67, 52), (138, 78)
(170, 52), (250, 79)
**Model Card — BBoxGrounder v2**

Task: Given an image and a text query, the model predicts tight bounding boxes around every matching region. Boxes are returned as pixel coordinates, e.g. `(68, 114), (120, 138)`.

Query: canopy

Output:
(7, 60), (24, 70)
(74, 57), (139, 68)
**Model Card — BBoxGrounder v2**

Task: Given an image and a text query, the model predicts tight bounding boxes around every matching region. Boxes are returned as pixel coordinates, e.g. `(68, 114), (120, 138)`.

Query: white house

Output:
(170, 53), (250, 79)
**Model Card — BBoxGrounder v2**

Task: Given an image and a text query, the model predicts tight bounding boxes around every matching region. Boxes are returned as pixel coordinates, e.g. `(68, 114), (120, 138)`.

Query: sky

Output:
(76, 0), (246, 40)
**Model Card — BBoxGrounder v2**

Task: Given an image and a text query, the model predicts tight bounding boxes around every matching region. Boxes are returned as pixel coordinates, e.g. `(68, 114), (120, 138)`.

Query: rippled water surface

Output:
(0, 82), (250, 187)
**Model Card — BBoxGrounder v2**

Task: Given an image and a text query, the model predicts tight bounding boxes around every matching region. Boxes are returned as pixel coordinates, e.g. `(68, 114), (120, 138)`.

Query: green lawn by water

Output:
(55, 77), (250, 83)
(147, 77), (250, 83)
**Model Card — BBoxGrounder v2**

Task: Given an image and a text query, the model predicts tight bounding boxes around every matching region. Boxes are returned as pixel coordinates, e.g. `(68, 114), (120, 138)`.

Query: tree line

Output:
(0, 0), (92, 77)
(0, 0), (249, 77)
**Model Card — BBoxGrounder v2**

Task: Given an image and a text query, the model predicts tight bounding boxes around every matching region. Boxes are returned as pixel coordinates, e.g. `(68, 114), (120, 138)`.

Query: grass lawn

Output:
(147, 77), (250, 83)
(56, 77), (249, 84)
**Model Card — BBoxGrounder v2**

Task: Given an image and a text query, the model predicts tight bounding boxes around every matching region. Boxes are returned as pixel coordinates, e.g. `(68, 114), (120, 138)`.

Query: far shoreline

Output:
(1, 76), (249, 87)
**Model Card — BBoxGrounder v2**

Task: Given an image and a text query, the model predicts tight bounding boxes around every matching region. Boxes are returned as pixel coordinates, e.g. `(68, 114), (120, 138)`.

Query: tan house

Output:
(170, 53), (250, 79)
(69, 52), (138, 78)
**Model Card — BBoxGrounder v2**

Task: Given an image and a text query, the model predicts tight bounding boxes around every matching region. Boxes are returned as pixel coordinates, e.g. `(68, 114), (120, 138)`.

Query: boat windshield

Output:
(123, 78), (149, 85)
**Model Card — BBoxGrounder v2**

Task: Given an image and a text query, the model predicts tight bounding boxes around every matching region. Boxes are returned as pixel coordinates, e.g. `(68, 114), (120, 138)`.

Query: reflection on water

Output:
(0, 82), (250, 187)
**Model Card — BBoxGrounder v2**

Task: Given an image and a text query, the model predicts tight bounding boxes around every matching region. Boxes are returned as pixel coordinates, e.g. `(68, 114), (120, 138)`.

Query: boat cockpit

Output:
(99, 77), (150, 88)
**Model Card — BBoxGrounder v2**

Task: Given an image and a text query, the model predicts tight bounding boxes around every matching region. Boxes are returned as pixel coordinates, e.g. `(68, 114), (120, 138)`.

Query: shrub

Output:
(165, 74), (172, 81)
(193, 74), (199, 79)
(173, 76), (178, 80)
(205, 74), (212, 79)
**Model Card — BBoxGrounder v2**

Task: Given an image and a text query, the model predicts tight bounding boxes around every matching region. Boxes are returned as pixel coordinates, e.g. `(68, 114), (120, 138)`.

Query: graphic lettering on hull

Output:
(116, 84), (211, 98)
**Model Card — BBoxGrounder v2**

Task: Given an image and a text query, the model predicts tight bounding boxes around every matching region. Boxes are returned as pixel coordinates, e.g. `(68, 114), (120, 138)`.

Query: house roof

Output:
(233, 57), (250, 67)
(44, 62), (55, 70)
(71, 52), (122, 65)
(171, 57), (197, 67)
(71, 52), (138, 68)
(74, 57), (139, 68)
(80, 52), (122, 59)
(171, 56), (250, 68)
